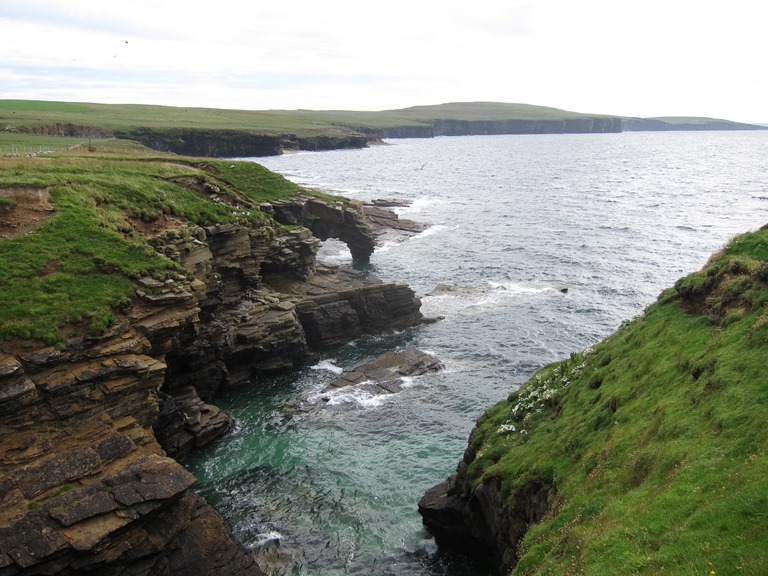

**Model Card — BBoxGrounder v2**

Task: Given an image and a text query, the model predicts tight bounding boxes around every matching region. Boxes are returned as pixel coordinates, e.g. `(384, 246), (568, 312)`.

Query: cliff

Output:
(623, 117), (766, 132)
(419, 226), (768, 575)
(0, 149), (425, 574)
(112, 129), (372, 158)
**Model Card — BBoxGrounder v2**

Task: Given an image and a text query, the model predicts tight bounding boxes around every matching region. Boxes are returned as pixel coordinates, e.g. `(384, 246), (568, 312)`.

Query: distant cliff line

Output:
(6, 118), (765, 158)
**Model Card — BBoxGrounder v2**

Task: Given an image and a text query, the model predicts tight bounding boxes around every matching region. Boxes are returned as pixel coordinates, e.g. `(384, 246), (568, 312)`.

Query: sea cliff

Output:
(419, 226), (768, 575)
(0, 150), (425, 574)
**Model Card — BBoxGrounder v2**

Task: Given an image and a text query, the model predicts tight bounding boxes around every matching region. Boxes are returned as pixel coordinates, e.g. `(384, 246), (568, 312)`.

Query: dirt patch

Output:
(128, 213), (181, 238)
(0, 185), (55, 239)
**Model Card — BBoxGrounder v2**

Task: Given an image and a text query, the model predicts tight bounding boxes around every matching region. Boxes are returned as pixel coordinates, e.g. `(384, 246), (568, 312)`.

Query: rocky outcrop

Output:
(261, 263), (424, 348)
(270, 196), (378, 263)
(418, 433), (556, 573)
(0, 310), (261, 575)
(319, 348), (443, 397)
(362, 199), (426, 235)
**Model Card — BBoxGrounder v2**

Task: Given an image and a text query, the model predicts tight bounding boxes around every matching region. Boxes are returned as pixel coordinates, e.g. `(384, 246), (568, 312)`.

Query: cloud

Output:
(0, 0), (765, 121)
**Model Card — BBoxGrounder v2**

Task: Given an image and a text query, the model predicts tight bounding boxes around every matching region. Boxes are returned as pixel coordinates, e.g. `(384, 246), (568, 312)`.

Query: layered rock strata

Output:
(270, 196), (377, 263)
(1, 198), (425, 574)
(0, 303), (262, 575)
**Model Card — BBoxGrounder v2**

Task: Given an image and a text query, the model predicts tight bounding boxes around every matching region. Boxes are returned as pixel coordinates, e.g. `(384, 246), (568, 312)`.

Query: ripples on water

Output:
(184, 131), (768, 575)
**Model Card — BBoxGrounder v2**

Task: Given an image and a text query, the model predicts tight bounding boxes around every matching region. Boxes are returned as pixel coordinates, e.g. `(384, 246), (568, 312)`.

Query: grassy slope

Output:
(0, 143), (302, 344)
(467, 227), (768, 575)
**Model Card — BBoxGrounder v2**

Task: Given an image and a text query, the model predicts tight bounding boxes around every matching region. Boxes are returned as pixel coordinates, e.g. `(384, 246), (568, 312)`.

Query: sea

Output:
(183, 131), (768, 575)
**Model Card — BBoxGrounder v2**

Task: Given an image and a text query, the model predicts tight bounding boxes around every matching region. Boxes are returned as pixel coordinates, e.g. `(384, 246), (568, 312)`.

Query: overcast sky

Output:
(1, 0), (766, 122)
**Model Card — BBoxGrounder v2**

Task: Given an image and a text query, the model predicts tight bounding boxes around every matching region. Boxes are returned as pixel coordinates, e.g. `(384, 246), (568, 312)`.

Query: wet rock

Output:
(363, 204), (426, 235)
(323, 348), (443, 396)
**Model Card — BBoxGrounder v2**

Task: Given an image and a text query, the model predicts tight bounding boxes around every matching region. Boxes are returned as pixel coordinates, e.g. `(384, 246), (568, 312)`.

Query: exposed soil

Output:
(0, 185), (54, 239)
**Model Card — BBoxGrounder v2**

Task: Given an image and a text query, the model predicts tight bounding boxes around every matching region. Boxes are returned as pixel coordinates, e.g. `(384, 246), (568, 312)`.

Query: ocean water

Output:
(184, 131), (768, 575)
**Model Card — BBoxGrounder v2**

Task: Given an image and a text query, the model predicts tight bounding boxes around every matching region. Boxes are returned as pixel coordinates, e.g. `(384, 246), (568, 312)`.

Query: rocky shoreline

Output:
(0, 195), (429, 575)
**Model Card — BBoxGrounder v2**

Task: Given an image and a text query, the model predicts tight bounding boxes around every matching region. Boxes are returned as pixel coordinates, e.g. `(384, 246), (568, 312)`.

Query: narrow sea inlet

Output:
(184, 131), (768, 575)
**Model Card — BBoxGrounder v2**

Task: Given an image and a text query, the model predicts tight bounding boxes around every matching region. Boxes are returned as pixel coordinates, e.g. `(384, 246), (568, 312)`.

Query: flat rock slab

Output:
(321, 348), (443, 397)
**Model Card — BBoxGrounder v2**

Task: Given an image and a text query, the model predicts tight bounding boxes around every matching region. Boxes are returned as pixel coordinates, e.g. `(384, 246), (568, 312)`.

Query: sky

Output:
(1, 0), (766, 122)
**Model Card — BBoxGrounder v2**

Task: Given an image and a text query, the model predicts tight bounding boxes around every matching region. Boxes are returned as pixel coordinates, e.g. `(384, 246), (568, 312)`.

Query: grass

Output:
(463, 226), (768, 575)
(0, 143), (306, 344)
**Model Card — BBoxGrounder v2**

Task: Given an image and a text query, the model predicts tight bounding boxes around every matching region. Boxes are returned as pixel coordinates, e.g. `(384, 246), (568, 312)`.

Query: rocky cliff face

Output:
(622, 118), (766, 131)
(431, 117), (623, 136)
(113, 129), (372, 157)
(0, 296), (262, 575)
(0, 197), (424, 574)
(380, 117), (623, 138)
(113, 128), (285, 158)
(418, 436), (555, 573)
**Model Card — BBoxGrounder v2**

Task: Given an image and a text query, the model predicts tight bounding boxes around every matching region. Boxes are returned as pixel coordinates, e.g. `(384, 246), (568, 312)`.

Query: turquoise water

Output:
(184, 131), (768, 575)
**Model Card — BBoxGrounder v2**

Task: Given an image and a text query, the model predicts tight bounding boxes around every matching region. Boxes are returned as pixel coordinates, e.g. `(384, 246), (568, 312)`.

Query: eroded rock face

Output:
(418, 434), (556, 573)
(274, 263), (425, 349)
(0, 326), (260, 575)
(270, 197), (378, 263)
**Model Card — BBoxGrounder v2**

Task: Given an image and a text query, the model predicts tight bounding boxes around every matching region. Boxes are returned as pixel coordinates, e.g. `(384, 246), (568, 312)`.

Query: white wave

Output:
(411, 224), (449, 240)
(487, 280), (553, 295)
(253, 530), (282, 549)
(421, 279), (557, 317)
(306, 381), (393, 409)
(393, 196), (442, 216)
(317, 239), (352, 264)
(310, 359), (344, 375)
(373, 239), (401, 253)
(399, 376), (416, 389)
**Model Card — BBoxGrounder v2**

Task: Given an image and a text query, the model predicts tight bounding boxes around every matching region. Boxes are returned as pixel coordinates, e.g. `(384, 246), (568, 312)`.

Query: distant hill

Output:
(0, 100), (764, 157)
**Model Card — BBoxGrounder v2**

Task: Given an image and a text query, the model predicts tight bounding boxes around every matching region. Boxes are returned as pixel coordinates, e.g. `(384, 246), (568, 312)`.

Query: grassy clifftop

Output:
(0, 100), (609, 133)
(0, 143), (303, 344)
(466, 227), (768, 575)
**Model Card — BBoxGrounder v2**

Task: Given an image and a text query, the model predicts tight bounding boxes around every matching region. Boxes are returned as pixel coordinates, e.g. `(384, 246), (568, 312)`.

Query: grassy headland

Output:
(0, 142), (304, 344)
(0, 100), (606, 135)
(464, 226), (768, 574)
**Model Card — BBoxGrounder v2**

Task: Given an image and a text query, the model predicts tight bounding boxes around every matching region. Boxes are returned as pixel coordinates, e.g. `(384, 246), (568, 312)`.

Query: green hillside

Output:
(464, 227), (768, 574)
